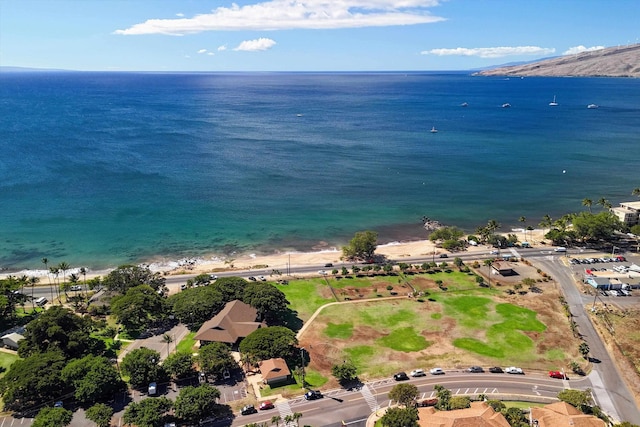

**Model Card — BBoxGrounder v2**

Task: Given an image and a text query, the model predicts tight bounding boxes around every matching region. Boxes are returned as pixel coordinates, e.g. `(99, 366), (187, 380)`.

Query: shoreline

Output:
(1, 228), (548, 280)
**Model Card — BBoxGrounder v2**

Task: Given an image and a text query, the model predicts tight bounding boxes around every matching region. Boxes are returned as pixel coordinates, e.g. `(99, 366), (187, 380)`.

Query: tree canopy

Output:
(571, 211), (625, 241)
(243, 282), (289, 323)
(558, 389), (592, 412)
(32, 407), (73, 427)
(239, 326), (298, 361)
(122, 397), (173, 427)
(380, 407), (418, 427)
(18, 306), (105, 359)
(61, 355), (126, 405)
(174, 384), (222, 425)
(111, 284), (166, 333)
(212, 277), (248, 302)
(342, 231), (378, 261)
(162, 351), (196, 380)
(331, 361), (358, 386)
(85, 403), (114, 427)
(102, 265), (166, 294)
(388, 383), (419, 407)
(198, 342), (237, 380)
(120, 347), (165, 390)
(166, 286), (224, 328)
(0, 351), (68, 412)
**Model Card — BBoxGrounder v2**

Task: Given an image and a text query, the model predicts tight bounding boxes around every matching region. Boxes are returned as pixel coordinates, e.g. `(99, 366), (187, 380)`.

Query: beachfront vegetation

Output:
(342, 230), (378, 260)
(239, 326), (298, 362)
(544, 211), (625, 245)
(243, 281), (289, 323)
(111, 284), (166, 333)
(102, 265), (166, 294)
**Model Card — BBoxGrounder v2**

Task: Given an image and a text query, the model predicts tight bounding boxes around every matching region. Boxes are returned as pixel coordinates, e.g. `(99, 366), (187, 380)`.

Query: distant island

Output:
(476, 43), (640, 78)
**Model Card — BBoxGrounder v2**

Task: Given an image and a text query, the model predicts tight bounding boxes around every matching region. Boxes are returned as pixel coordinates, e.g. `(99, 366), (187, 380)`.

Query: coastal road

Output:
(533, 255), (640, 424)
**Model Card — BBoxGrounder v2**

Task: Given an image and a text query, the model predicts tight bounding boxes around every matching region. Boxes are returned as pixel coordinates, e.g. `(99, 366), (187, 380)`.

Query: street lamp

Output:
(300, 347), (305, 388)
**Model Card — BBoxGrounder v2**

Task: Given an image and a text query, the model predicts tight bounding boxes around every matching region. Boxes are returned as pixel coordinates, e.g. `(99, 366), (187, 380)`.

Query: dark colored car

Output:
(393, 372), (409, 381)
(489, 367), (503, 373)
(247, 276), (257, 281)
(241, 405), (257, 415)
(304, 390), (323, 400)
(439, 253), (448, 258)
(324, 263), (333, 267)
(467, 366), (484, 373)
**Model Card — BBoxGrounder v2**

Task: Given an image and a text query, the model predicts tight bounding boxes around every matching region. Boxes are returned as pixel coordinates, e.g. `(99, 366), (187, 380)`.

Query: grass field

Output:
(0, 352), (18, 378)
(298, 267), (580, 385)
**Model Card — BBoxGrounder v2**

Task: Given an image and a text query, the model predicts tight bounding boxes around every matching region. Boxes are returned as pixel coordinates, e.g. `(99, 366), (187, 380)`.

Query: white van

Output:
(554, 247), (567, 253)
(35, 297), (48, 307)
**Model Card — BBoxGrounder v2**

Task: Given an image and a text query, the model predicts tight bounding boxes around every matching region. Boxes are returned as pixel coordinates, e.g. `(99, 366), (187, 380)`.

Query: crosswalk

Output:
(276, 401), (295, 427)
(359, 385), (380, 412)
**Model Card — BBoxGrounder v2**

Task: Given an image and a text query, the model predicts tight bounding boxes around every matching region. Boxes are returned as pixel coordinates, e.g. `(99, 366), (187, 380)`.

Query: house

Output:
(194, 300), (263, 348)
(417, 401), (510, 427)
(1, 332), (25, 350)
(610, 201), (640, 226)
(531, 401), (606, 427)
(491, 262), (516, 276)
(258, 358), (291, 385)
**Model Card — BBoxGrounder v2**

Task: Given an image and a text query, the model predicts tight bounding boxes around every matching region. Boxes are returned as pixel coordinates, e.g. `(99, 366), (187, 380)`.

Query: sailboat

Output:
(430, 126), (438, 133)
(549, 95), (558, 106)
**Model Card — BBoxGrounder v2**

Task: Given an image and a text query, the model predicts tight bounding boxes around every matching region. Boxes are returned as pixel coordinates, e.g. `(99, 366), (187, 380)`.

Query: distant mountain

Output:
(475, 44), (640, 78)
(0, 66), (69, 72)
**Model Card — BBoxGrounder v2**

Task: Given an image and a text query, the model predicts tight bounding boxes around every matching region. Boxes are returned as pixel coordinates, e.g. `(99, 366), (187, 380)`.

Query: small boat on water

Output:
(430, 126), (438, 133)
(587, 104), (599, 109)
(502, 103), (511, 108)
(460, 102), (468, 107)
(549, 95), (558, 106)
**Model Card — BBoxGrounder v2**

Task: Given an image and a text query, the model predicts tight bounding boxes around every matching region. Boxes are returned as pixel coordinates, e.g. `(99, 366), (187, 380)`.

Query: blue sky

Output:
(1, 0), (639, 71)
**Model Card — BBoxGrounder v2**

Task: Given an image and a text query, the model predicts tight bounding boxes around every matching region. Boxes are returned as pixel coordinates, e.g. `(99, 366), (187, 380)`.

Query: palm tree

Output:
(518, 216), (526, 241)
(80, 266), (89, 299)
(632, 187), (640, 198)
(596, 197), (611, 209)
(42, 257), (54, 303)
(271, 415), (282, 427)
(539, 214), (553, 230)
(28, 276), (39, 311)
(58, 261), (70, 300)
(283, 415), (293, 427)
(162, 333), (174, 358)
(582, 198), (593, 213)
(49, 266), (61, 304)
(486, 219), (500, 233)
(292, 412), (302, 427)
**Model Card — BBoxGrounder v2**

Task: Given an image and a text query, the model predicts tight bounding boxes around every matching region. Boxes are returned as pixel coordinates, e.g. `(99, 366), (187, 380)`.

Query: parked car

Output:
(257, 276), (266, 281)
(489, 367), (504, 373)
(148, 382), (157, 396)
(393, 372), (409, 381)
(241, 405), (257, 415)
(209, 274), (218, 280)
(439, 253), (448, 258)
(248, 276), (257, 281)
(304, 390), (323, 400)
(505, 367), (524, 374)
(467, 366), (484, 373)
(417, 398), (438, 407)
(318, 270), (327, 275)
(54, 401), (64, 408)
(324, 263), (333, 268)
(259, 401), (275, 410)
(410, 369), (426, 377)
(70, 285), (82, 291)
(429, 368), (444, 375)
(549, 370), (567, 379)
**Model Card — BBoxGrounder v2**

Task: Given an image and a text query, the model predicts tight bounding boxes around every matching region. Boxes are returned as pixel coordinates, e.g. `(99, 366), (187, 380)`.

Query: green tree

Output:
(32, 407), (73, 427)
(120, 347), (164, 390)
(558, 389), (592, 411)
(271, 415), (282, 427)
(579, 342), (590, 359)
(167, 285), (224, 328)
(0, 276), (23, 320)
(331, 361), (357, 386)
(123, 397), (173, 427)
(239, 326), (298, 361)
(18, 305), (105, 359)
(174, 384), (222, 425)
(486, 400), (506, 412)
(429, 226), (464, 242)
(503, 407), (527, 426)
(342, 231), (378, 261)
(582, 198), (593, 213)
(388, 383), (419, 407)
(212, 276), (249, 302)
(111, 285), (166, 333)
(379, 407), (419, 427)
(633, 188), (640, 198)
(162, 333), (173, 358)
(449, 396), (471, 409)
(85, 403), (114, 427)
(198, 342), (237, 380)
(162, 351), (195, 380)
(103, 265), (166, 294)
(630, 224), (640, 236)
(571, 211), (624, 242)
(434, 384), (451, 410)
(0, 351), (67, 412)
(243, 282), (289, 323)
(614, 422), (640, 427)
(596, 197), (612, 209)
(61, 355), (126, 405)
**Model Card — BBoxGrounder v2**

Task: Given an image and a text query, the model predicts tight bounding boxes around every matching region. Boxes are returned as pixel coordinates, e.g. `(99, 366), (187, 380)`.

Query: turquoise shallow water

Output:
(1, 72), (639, 271)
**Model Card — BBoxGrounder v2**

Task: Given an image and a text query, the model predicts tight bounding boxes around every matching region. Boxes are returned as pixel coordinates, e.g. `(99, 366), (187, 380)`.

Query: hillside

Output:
(476, 44), (640, 77)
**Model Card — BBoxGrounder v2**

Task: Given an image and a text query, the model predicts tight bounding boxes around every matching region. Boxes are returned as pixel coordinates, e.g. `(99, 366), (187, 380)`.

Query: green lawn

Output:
(0, 352), (19, 378)
(176, 332), (197, 354)
(275, 280), (335, 321)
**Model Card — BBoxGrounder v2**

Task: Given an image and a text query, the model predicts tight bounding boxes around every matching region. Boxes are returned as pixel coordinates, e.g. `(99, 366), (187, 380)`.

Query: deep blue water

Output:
(1, 71), (639, 271)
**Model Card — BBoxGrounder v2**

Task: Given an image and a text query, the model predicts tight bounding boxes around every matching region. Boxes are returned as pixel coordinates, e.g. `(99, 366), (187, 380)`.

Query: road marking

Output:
(276, 401), (294, 426)
(360, 385), (380, 412)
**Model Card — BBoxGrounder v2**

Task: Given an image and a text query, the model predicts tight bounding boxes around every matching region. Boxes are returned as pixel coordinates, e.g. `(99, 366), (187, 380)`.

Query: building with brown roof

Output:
(258, 358), (291, 385)
(531, 402), (606, 427)
(417, 401), (510, 427)
(194, 300), (263, 348)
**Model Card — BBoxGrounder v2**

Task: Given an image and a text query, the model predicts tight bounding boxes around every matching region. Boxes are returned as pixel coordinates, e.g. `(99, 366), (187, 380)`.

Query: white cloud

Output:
(114, 0), (445, 35)
(176, 13), (184, 17)
(197, 49), (208, 54)
(233, 38), (277, 51)
(207, 52), (215, 56)
(563, 45), (605, 55)
(218, 45), (227, 51)
(422, 46), (556, 58)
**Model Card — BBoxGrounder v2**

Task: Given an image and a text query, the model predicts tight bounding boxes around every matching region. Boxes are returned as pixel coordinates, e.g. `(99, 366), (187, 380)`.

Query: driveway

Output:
(118, 323), (191, 362)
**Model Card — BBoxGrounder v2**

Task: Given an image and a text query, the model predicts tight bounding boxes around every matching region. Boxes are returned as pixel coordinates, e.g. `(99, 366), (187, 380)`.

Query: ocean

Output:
(1, 71), (639, 272)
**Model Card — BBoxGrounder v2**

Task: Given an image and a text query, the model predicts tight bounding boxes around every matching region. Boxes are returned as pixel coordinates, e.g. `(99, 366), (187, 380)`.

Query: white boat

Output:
(460, 102), (468, 107)
(549, 95), (558, 106)
(502, 103), (511, 108)
(587, 104), (599, 109)
(430, 126), (438, 133)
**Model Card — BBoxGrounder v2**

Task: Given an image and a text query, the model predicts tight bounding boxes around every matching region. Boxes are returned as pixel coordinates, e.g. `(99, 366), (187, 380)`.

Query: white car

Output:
(148, 382), (158, 395)
(257, 276), (266, 281)
(318, 270), (327, 275)
(429, 368), (444, 375)
(410, 369), (426, 377)
(505, 367), (523, 374)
